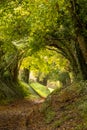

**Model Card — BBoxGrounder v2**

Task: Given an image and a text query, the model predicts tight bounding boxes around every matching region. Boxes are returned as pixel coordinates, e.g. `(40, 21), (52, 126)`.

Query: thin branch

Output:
(46, 46), (69, 60)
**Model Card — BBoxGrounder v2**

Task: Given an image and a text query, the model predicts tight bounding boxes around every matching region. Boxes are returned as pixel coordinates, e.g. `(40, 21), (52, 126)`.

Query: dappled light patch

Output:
(30, 82), (50, 98)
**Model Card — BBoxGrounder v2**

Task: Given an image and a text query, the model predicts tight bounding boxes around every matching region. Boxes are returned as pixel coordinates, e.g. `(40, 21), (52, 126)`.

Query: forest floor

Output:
(0, 98), (45, 130)
(0, 81), (87, 130)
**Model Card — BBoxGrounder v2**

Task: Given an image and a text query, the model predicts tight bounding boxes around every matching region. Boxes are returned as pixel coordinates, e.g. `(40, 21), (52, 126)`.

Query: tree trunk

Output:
(41, 75), (48, 86)
(77, 35), (87, 62)
(75, 42), (87, 80)
(69, 0), (87, 80)
(21, 68), (30, 83)
(36, 73), (48, 86)
(12, 62), (19, 81)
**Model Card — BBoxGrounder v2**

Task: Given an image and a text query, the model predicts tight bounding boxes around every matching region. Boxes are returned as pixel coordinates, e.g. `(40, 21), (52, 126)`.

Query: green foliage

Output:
(19, 81), (41, 99)
(75, 100), (87, 130)
(44, 107), (56, 124)
(0, 79), (31, 104)
(75, 124), (86, 130)
(21, 49), (69, 83)
(52, 116), (70, 129)
(1, 0), (86, 79)
(0, 0), (87, 102)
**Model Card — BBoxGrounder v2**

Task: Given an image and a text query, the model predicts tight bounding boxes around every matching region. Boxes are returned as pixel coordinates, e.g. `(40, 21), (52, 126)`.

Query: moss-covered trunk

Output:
(75, 41), (87, 80)
(69, 0), (87, 80)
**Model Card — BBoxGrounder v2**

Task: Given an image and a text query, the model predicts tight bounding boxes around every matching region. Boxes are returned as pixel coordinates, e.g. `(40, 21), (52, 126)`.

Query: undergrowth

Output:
(44, 107), (56, 124)
(41, 80), (87, 129)
(0, 79), (30, 104)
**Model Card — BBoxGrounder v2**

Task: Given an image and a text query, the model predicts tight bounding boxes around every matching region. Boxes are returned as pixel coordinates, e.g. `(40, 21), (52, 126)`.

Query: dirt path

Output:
(0, 99), (44, 130)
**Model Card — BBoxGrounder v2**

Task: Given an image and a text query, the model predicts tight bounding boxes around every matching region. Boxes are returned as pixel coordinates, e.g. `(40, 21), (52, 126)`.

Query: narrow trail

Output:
(0, 99), (44, 130)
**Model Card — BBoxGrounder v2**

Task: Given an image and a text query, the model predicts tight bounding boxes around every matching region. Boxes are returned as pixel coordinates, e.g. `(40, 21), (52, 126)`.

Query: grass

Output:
(17, 81), (52, 99)
(30, 82), (50, 98)
(0, 80), (53, 105)
(19, 81), (41, 99)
